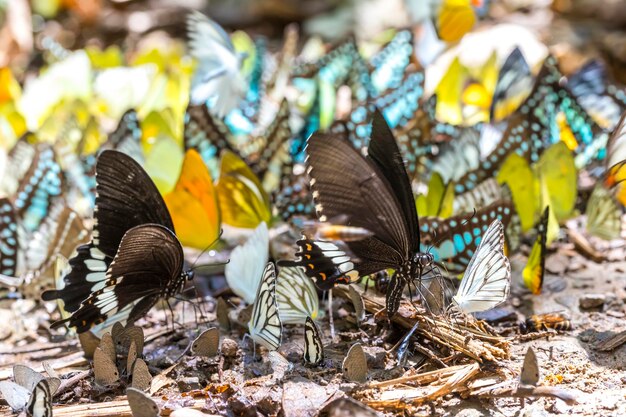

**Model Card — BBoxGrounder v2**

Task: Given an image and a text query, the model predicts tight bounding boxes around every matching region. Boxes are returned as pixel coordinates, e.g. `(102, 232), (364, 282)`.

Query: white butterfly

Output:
(187, 11), (247, 117)
(224, 221), (268, 305)
(451, 219), (511, 314)
(248, 262), (282, 351)
(276, 266), (319, 325)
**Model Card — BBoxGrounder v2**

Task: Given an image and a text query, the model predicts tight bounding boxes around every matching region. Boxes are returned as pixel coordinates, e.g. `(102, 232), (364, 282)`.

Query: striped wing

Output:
(276, 266), (319, 325)
(26, 379), (52, 417)
(248, 262), (282, 350)
(303, 316), (323, 365)
(452, 219), (510, 314)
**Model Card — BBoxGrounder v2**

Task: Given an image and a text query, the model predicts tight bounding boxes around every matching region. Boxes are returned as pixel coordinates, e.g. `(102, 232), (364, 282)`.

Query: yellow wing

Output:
(164, 150), (221, 249)
(416, 172), (455, 218)
(497, 153), (535, 232)
(437, 0), (476, 43)
(216, 150), (272, 228)
(435, 57), (468, 125)
(523, 206), (548, 295)
(535, 142), (577, 222)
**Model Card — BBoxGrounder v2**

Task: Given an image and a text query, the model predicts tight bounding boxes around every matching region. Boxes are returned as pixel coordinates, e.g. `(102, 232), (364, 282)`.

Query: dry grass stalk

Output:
(333, 286), (509, 362)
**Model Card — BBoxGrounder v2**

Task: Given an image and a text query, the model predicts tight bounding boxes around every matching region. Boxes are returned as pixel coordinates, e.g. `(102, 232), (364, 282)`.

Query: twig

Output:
(56, 370), (92, 395)
(473, 384), (578, 405)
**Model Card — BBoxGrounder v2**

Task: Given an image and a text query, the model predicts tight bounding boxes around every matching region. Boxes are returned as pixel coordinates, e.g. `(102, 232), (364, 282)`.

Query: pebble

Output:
(177, 376), (201, 391)
(579, 294), (606, 310)
(221, 338), (239, 357)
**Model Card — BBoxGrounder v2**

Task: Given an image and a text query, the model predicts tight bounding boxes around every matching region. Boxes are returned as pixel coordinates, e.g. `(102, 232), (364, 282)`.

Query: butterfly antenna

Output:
(461, 208), (478, 227)
(189, 229), (225, 270)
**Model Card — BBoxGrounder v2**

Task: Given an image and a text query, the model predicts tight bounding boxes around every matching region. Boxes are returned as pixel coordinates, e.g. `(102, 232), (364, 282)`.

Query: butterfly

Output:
(163, 149), (220, 250)
(497, 141), (576, 232)
(215, 150), (272, 229)
(13, 145), (64, 233)
(126, 387), (160, 417)
(26, 379), (53, 417)
(187, 11), (247, 117)
(191, 327), (220, 357)
(245, 99), (293, 193)
(342, 343), (367, 383)
(490, 47), (533, 122)
(370, 30), (414, 94)
(451, 219), (511, 314)
(519, 348), (539, 386)
(523, 206), (549, 295)
(276, 265), (319, 325)
(224, 221), (268, 304)
(303, 316), (323, 366)
(42, 150), (190, 333)
(419, 200), (514, 276)
(282, 111), (434, 317)
(183, 102), (235, 179)
(603, 112), (626, 206)
(586, 181), (622, 241)
(131, 359), (152, 392)
(0, 365), (60, 413)
(415, 172), (455, 218)
(248, 262), (282, 351)
(567, 60), (625, 130)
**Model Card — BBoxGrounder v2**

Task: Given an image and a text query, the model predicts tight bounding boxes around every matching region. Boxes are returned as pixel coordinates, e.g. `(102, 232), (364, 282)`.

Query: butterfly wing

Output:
(490, 47), (532, 122)
(586, 184), (622, 240)
(523, 206), (549, 294)
(224, 222), (269, 304)
(26, 379), (52, 417)
(216, 150), (271, 228)
(93, 150), (174, 257)
(56, 224), (184, 333)
(303, 316), (323, 365)
(164, 149), (220, 249)
(306, 131), (407, 268)
(248, 262), (282, 350)
(452, 219), (511, 313)
(184, 103), (235, 179)
(0, 198), (21, 276)
(276, 266), (319, 325)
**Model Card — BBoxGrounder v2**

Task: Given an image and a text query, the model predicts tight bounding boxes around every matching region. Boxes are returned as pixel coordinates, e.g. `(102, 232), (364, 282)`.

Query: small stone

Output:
(362, 346), (386, 368)
(177, 376), (201, 392)
(221, 338), (239, 357)
(579, 294), (606, 310)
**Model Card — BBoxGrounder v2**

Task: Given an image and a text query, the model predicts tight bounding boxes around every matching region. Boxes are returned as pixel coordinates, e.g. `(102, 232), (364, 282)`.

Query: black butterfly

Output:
(42, 150), (191, 333)
(281, 111), (433, 317)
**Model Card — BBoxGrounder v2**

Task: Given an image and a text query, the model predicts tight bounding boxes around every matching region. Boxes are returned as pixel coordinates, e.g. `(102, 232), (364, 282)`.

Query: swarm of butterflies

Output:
(0, 6), (625, 416)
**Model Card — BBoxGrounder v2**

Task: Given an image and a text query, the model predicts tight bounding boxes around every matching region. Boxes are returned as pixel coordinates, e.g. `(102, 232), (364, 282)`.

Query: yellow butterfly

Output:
(164, 149), (220, 249)
(523, 206), (549, 295)
(498, 142), (577, 233)
(415, 172), (455, 218)
(215, 150), (272, 229)
(437, 0), (476, 43)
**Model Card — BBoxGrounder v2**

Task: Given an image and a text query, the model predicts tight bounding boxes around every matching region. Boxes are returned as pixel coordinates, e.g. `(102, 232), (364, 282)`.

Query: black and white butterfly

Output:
(281, 111), (435, 317)
(42, 150), (192, 333)
(248, 262), (282, 351)
(26, 379), (53, 417)
(303, 316), (323, 366)
(451, 219), (511, 314)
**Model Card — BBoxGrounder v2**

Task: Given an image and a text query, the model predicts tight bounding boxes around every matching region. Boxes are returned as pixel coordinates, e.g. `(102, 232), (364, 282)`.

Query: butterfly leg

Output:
(385, 272), (405, 318)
